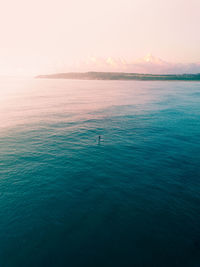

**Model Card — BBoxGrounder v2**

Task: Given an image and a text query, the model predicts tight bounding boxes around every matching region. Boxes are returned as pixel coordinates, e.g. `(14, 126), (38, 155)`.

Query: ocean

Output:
(0, 77), (200, 266)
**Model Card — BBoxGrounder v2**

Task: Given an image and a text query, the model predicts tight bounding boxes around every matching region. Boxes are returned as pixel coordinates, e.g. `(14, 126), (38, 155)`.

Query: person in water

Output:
(98, 135), (101, 144)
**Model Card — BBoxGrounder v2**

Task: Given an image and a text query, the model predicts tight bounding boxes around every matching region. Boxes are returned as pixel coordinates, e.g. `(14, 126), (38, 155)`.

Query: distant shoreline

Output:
(36, 72), (200, 81)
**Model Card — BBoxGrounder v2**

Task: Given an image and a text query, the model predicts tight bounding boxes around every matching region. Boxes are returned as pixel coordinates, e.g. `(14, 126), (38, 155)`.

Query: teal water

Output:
(0, 78), (200, 266)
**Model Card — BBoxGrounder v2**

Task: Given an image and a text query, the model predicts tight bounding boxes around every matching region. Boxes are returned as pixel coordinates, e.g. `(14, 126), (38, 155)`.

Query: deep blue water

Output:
(0, 78), (200, 267)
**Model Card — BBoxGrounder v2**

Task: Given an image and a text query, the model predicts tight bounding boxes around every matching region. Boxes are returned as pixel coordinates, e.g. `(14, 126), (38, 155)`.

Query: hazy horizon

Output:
(0, 0), (200, 75)
(2, 54), (200, 77)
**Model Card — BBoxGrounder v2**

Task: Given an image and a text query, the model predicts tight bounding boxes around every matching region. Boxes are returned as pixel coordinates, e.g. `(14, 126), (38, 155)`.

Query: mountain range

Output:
(69, 54), (200, 74)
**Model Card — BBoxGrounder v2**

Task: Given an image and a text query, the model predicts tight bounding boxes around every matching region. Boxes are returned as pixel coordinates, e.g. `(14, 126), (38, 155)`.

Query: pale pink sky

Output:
(0, 0), (199, 75)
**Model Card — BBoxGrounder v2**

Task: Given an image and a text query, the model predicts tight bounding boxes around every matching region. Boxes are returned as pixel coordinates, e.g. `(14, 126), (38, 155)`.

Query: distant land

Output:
(36, 72), (200, 81)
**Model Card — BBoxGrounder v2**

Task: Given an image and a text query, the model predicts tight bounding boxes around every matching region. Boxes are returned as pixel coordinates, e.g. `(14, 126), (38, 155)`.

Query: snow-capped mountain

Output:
(68, 55), (200, 74)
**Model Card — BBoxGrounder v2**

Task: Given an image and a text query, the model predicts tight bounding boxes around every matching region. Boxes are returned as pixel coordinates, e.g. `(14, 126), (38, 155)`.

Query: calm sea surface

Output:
(0, 78), (200, 267)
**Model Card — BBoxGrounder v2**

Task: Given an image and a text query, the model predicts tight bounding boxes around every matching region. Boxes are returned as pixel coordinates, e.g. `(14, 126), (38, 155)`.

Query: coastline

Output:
(36, 72), (200, 81)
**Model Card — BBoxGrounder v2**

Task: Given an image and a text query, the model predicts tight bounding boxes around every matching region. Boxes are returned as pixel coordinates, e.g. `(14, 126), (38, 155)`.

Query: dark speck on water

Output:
(0, 78), (200, 267)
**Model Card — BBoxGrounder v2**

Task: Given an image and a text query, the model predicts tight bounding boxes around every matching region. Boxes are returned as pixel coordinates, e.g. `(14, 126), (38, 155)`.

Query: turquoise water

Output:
(0, 78), (200, 266)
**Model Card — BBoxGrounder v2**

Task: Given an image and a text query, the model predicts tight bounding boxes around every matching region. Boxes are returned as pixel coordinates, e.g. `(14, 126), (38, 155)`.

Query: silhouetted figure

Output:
(98, 135), (101, 144)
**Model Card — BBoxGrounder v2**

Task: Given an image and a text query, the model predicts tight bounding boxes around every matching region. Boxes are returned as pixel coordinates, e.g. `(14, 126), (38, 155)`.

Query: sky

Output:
(0, 0), (200, 75)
